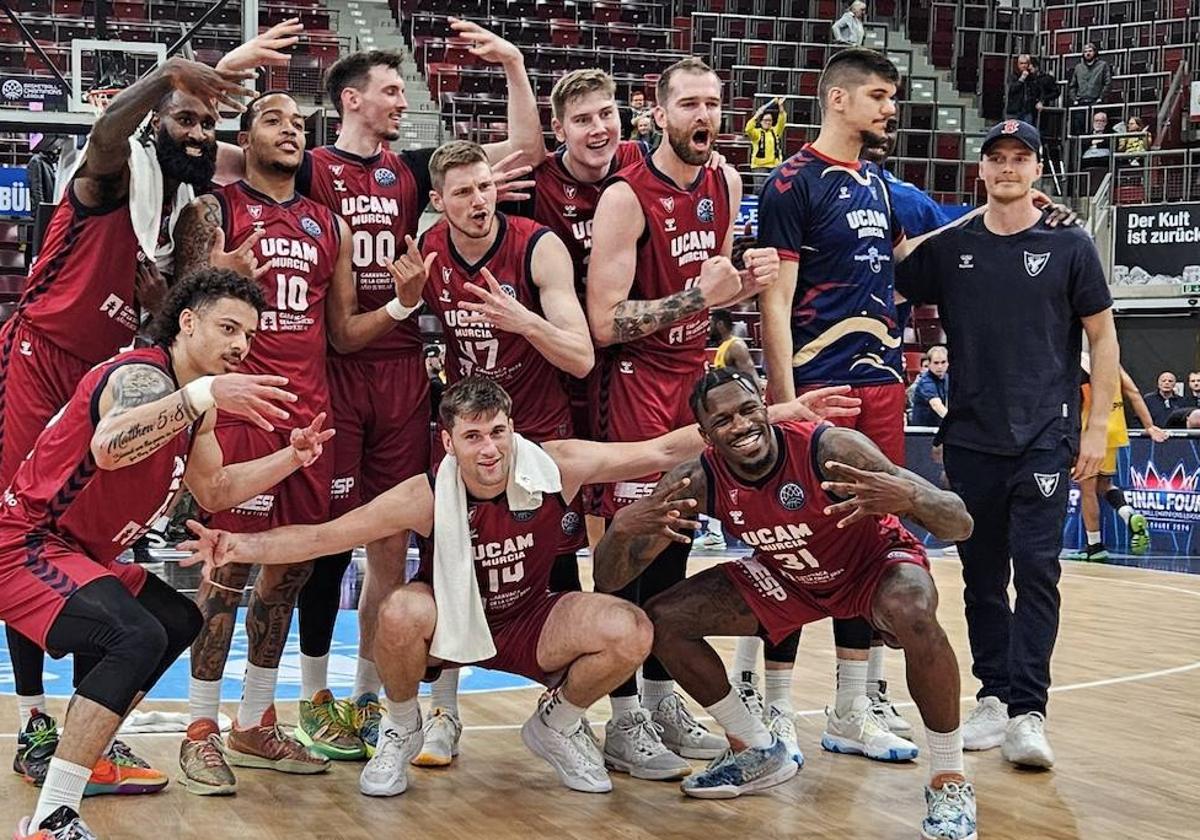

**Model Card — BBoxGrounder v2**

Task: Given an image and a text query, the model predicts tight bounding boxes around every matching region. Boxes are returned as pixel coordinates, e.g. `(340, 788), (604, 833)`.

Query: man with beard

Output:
(1, 56), (259, 788)
(170, 92), (420, 794)
(586, 56), (780, 778)
(592, 369), (978, 840)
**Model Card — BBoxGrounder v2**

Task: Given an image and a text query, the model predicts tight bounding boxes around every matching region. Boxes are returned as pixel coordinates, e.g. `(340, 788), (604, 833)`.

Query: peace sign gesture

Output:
(289, 412), (336, 467)
(820, 460), (917, 529)
(386, 235), (436, 307)
(460, 267), (535, 335)
(210, 227), (270, 281)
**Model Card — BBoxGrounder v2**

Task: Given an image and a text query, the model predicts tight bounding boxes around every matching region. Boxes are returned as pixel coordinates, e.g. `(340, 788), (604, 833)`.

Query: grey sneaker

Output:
(652, 692), (727, 759)
(603, 709), (691, 780)
(1001, 712), (1054, 768)
(962, 696), (1008, 751)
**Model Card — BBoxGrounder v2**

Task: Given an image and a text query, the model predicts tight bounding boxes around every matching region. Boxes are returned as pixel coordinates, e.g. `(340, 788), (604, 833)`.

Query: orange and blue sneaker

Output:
(13, 711), (59, 786)
(355, 692), (382, 758)
(84, 753), (168, 796)
(14, 805), (97, 839)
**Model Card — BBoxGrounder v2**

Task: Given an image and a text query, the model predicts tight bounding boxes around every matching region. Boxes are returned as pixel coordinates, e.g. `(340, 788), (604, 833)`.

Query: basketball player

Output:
(170, 92), (415, 793)
(586, 56), (779, 777)
(176, 375), (859, 798)
(0, 56), (260, 785)
(286, 21), (549, 761)
(593, 370), (977, 840)
(8, 269), (332, 840)
(1070, 359), (1166, 560)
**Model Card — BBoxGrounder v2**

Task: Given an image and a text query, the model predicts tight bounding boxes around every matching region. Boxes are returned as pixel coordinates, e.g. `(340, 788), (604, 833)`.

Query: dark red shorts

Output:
(723, 544), (930, 645)
(0, 318), (93, 487)
(797, 381), (906, 466)
(0, 529), (148, 649)
(327, 354), (431, 518)
(431, 591), (567, 687)
(208, 422), (333, 532)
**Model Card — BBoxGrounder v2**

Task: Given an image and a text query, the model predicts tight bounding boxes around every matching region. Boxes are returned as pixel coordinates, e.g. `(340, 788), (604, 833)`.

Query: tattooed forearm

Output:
(612, 286), (707, 343)
(246, 563), (313, 667)
(92, 364), (197, 469)
(173, 195), (221, 280)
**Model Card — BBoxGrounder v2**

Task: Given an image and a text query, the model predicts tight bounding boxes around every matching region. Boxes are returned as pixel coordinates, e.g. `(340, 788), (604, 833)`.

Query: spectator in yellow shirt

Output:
(745, 97), (787, 169)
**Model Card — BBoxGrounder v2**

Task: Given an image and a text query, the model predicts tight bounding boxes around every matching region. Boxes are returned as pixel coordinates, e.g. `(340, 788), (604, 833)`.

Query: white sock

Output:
(730, 636), (762, 683)
(383, 697), (421, 735)
(32, 757), (91, 826)
(1086, 529), (1102, 546)
(539, 690), (585, 735)
(764, 668), (794, 712)
(18, 694), (47, 730)
(706, 517), (724, 538)
(834, 658), (868, 716)
(188, 676), (222, 725)
(237, 663), (278, 728)
(641, 678), (674, 711)
(353, 656), (383, 701)
(866, 645), (886, 695)
(705, 687), (772, 749)
(430, 668), (460, 715)
(300, 653), (329, 701)
(1116, 505), (1134, 524)
(926, 727), (965, 779)
(610, 694), (641, 717)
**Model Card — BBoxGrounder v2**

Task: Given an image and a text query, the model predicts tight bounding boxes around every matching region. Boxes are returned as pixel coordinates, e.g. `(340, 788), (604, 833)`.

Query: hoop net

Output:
(85, 87), (123, 117)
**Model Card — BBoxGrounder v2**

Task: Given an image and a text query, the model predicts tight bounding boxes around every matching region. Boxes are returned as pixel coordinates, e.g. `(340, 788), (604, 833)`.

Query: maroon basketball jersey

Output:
(702, 421), (923, 590)
(212, 181), (339, 425)
(18, 187), (140, 363)
(531, 141), (646, 294)
(613, 157), (731, 376)
(420, 213), (572, 442)
(0, 346), (199, 564)
(300, 146), (431, 359)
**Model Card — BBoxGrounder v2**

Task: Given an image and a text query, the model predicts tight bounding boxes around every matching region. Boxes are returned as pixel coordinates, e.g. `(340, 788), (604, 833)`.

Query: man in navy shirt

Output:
(895, 119), (1119, 770)
(910, 345), (949, 427)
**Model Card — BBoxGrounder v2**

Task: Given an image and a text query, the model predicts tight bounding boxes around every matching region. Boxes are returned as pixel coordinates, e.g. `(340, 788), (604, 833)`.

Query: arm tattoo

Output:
(110, 364), (175, 411)
(173, 195), (221, 280)
(612, 286), (707, 343)
(99, 364), (189, 465)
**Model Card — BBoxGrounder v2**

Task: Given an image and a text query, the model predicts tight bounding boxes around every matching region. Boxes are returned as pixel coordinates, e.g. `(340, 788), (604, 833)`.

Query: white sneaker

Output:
(520, 709), (612, 793)
(412, 707), (461, 767)
(603, 709), (692, 780)
(652, 692), (727, 759)
(359, 721), (424, 797)
(697, 532), (726, 551)
(868, 680), (914, 736)
(922, 777), (978, 840)
(962, 696), (1008, 751)
(1001, 712), (1054, 768)
(732, 672), (764, 719)
(821, 696), (919, 762)
(765, 704), (804, 767)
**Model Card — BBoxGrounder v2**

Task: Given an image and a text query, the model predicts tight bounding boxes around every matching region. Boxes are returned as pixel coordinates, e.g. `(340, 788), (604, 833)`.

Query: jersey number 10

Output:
(275, 274), (310, 312)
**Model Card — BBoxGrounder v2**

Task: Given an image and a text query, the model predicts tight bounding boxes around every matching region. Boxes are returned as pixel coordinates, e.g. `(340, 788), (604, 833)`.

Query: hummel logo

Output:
(958, 254), (974, 269)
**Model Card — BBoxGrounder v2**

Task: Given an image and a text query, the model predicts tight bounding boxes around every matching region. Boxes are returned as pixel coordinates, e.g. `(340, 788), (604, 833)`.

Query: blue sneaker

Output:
(822, 696), (919, 762)
(355, 693), (382, 758)
(680, 736), (798, 799)
(921, 777), (978, 840)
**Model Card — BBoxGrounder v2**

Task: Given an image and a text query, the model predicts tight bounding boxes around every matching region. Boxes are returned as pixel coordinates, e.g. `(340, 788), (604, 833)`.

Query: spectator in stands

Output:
(910, 345), (949, 427)
(1116, 114), (1151, 163)
(622, 90), (647, 138)
(832, 1), (867, 47)
(1184, 370), (1200, 407)
(1067, 43), (1112, 134)
(745, 97), (787, 170)
(1080, 111), (1114, 169)
(425, 344), (446, 414)
(1004, 55), (1059, 125)
(1142, 370), (1180, 427)
(629, 112), (661, 150)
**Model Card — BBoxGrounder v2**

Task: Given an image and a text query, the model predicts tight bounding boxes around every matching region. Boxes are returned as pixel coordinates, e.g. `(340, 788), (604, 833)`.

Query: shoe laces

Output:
(660, 693), (707, 736)
(702, 747), (735, 773)
(20, 724), (59, 755)
(370, 729), (406, 773)
(108, 740), (149, 769)
(356, 697), (382, 728)
(928, 781), (973, 821)
(197, 734), (229, 769)
(568, 723), (605, 769)
(966, 699), (1005, 725)
(1015, 712), (1046, 736)
(619, 712), (669, 758)
(310, 699), (357, 739)
(427, 709), (462, 737)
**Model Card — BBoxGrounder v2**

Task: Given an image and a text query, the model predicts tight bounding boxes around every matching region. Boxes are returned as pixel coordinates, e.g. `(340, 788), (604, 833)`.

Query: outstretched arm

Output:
(1120, 369), (1168, 441)
(816, 426), (973, 541)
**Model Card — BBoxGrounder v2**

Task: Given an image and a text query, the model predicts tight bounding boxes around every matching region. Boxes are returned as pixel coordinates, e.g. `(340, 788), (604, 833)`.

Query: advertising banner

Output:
(1111, 203), (1200, 295)
(0, 166), (31, 219)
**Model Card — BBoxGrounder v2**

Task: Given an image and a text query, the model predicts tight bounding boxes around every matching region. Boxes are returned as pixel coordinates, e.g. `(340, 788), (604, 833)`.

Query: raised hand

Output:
(820, 461), (917, 529)
(698, 255), (742, 306)
(162, 57), (257, 112)
(210, 373), (296, 432)
(612, 476), (700, 544)
(773, 384), (862, 422)
(289, 411), (335, 467)
(460, 267), (536, 334)
(217, 18), (303, 73)
(491, 150), (536, 202)
(385, 235), (436, 307)
(448, 17), (523, 67)
(209, 227), (270, 281)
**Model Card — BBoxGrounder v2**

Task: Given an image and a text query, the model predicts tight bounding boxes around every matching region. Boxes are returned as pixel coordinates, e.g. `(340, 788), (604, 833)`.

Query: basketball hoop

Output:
(85, 87), (123, 116)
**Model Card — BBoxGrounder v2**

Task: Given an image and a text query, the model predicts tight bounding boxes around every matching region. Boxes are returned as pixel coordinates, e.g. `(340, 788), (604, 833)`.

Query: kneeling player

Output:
(594, 370), (978, 840)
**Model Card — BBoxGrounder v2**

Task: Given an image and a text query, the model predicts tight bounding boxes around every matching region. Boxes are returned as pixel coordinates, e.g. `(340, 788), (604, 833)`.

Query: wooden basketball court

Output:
(1, 555), (1197, 839)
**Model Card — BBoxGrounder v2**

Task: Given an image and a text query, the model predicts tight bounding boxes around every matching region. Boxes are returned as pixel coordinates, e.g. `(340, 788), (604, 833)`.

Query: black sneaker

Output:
(13, 711), (59, 785)
(16, 805), (98, 839)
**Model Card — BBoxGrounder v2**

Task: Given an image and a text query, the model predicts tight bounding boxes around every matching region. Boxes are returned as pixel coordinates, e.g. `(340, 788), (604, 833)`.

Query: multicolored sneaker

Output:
(922, 775), (978, 840)
(84, 754), (169, 796)
(355, 692), (382, 758)
(297, 689), (366, 760)
(1068, 542), (1109, 562)
(179, 718), (237, 796)
(680, 736), (798, 799)
(15, 806), (98, 840)
(224, 705), (330, 775)
(412, 707), (463, 767)
(13, 711), (58, 785)
(821, 696), (919, 762)
(1128, 513), (1151, 555)
(108, 739), (151, 769)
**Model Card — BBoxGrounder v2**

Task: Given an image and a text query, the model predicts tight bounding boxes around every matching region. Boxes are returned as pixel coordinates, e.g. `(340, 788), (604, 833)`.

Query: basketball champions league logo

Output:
(1127, 461), (1200, 532)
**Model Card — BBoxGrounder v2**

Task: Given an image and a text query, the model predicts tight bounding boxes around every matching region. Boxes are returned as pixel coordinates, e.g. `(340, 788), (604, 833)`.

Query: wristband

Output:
(184, 375), (216, 415)
(385, 297), (419, 321)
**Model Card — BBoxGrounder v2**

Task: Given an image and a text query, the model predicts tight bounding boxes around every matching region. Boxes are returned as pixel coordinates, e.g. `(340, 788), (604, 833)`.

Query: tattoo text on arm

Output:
(100, 365), (185, 465)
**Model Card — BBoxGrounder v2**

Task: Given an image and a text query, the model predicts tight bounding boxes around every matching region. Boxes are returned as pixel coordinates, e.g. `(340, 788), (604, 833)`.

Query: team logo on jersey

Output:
(333, 179), (347, 193)
(329, 164), (344, 175)
(619, 359), (634, 374)
(959, 254), (975, 269)
(564, 204), (577, 218)
(1034, 472), (1060, 498)
(838, 186), (851, 200)
(247, 205), (263, 220)
(728, 489), (739, 505)
(300, 216), (323, 238)
(374, 167), (397, 186)
(664, 218), (677, 232)
(499, 283), (518, 299)
(660, 196), (675, 213)
(696, 198), (715, 223)
(439, 288), (451, 303)
(853, 245), (891, 274)
(561, 510), (582, 536)
(442, 266), (453, 284)
(1024, 250), (1051, 277)
(512, 509), (536, 523)
(778, 482), (806, 511)
(564, 185), (577, 200)
(18, 340), (31, 356)
(730, 510), (745, 525)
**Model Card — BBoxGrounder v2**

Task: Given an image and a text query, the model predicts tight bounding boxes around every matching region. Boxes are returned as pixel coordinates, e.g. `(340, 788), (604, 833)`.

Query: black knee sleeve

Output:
(765, 630), (800, 664)
(135, 574), (203, 690)
(6, 625), (46, 696)
(46, 577), (169, 716)
(549, 552), (582, 593)
(297, 551), (354, 657)
(1103, 486), (1128, 510)
(832, 616), (873, 650)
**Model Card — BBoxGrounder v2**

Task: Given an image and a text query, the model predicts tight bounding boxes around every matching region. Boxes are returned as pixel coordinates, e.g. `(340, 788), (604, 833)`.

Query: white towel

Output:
(430, 433), (562, 664)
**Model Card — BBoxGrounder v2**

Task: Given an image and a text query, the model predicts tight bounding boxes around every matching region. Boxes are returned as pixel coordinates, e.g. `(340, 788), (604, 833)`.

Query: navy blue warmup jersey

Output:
(757, 145), (906, 387)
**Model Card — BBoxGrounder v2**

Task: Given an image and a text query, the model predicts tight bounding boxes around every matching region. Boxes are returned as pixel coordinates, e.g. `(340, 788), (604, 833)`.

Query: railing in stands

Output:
(1155, 59), (1190, 151)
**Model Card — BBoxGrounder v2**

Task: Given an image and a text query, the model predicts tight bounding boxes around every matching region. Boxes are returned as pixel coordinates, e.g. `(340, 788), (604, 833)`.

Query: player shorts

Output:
(1100, 445), (1123, 476)
(0, 318), (93, 487)
(0, 528), (148, 650)
(797, 381), (906, 466)
(327, 354), (431, 518)
(592, 353), (704, 518)
(723, 544), (930, 646)
(207, 421), (333, 532)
